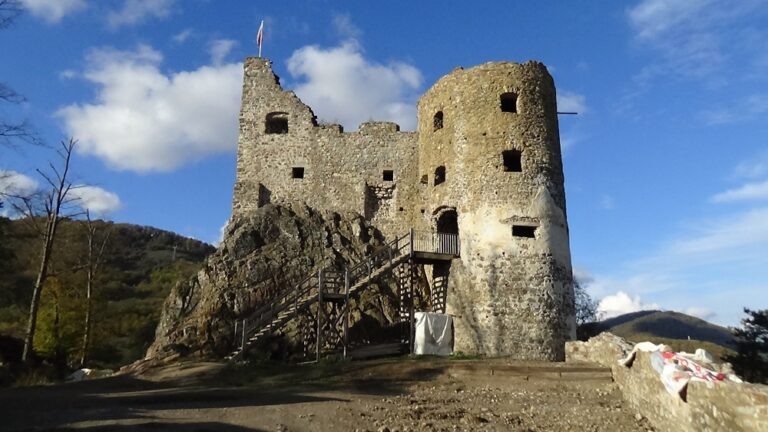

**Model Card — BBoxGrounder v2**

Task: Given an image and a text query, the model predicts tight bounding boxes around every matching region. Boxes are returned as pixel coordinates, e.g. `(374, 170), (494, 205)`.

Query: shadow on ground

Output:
(0, 357), (448, 431)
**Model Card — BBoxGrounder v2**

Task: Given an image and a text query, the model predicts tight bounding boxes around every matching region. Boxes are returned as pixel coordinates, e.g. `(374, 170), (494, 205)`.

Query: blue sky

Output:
(1, 0), (766, 327)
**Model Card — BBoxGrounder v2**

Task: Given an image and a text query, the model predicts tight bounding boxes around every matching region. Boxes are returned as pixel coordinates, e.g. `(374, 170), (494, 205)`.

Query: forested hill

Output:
(0, 216), (215, 368)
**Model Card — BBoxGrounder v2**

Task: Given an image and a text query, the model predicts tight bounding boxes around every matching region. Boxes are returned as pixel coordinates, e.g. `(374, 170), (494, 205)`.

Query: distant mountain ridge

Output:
(592, 310), (736, 355)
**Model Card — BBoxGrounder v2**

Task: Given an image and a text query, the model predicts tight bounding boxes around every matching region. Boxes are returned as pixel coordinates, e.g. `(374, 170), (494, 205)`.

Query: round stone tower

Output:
(415, 62), (575, 360)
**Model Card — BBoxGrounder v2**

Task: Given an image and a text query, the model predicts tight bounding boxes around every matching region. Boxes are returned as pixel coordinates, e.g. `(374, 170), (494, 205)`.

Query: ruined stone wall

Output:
(232, 58), (419, 240)
(566, 333), (768, 432)
(415, 62), (575, 360)
(232, 58), (575, 359)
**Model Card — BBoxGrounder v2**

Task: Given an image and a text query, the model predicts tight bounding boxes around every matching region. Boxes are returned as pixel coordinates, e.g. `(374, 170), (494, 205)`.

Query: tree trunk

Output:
(79, 237), (94, 368)
(22, 214), (57, 362)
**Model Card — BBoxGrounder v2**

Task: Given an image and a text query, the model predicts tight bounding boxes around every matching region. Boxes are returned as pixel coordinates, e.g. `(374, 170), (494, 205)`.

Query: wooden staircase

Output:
(227, 229), (459, 361)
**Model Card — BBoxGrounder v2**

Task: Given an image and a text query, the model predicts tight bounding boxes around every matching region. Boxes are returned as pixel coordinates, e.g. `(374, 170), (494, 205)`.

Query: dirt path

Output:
(0, 358), (655, 431)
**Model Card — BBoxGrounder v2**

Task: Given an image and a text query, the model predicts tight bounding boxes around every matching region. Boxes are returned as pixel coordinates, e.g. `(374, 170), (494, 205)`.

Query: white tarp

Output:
(414, 312), (453, 356)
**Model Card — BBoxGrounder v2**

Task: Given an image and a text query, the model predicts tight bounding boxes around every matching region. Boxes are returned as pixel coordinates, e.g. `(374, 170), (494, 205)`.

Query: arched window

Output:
(433, 111), (444, 131)
(265, 112), (289, 134)
(434, 166), (446, 186)
(500, 92), (518, 113)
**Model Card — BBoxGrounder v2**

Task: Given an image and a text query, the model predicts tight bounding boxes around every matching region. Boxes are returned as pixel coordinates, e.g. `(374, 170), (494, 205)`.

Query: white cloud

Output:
(600, 194), (615, 210)
(700, 93), (768, 125)
(70, 185), (121, 215)
(20, 0), (86, 23)
(557, 91), (587, 114)
(172, 28), (193, 44)
(57, 44), (243, 172)
(627, 0), (767, 81)
(662, 207), (768, 258)
(711, 180), (768, 203)
(208, 39), (237, 66)
(286, 40), (422, 131)
(733, 152), (768, 179)
(0, 170), (38, 218)
(332, 13), (361, 39)
(0, 170), (37, 196)
(597, 291), (659, 320)
(684, 306), (716, 321)
(107, 0), (175, 28)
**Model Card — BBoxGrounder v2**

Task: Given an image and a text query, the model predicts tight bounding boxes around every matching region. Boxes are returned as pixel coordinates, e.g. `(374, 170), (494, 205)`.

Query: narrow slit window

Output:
(502, 150), (522, 172)
(383, 170), (394, 181)
(500, 92), (518, 113)
(434, 166), (446, 186)
(292, 167), (305, 179)
(265, 112), (289, 134)
(512, 225), (536, 238)
(433, 111), (444, 131)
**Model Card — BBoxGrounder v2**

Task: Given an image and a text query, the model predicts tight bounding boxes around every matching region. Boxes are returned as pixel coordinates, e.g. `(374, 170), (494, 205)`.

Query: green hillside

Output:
(0, 216), (214, 369)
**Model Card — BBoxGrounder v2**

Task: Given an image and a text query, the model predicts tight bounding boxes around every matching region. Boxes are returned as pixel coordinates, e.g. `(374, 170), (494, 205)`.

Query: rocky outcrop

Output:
(147, 203), (412, 360)
(567, 333), (768, 432)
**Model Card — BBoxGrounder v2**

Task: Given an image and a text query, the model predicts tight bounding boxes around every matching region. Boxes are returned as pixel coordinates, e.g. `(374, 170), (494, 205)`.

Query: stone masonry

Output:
(232, 58), (576, 360)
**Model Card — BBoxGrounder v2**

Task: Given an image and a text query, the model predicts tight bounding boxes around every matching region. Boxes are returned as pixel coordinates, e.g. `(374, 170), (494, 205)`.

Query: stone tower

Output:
(414, 62), (575, 360)
(231, 58), (575, 361)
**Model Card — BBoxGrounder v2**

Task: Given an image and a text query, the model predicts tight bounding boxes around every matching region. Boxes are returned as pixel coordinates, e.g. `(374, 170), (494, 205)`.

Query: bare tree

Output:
(0, 0), (22, 29)
(79, 210), (110, 368)
(2, 139), (82, 362)
(0, 1), (40, 149)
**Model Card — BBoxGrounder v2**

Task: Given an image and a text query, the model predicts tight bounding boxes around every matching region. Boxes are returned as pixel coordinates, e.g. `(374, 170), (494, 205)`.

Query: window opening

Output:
(292, 167), (305, 179)
(383, 170), (394, 181)
(502, 150), (522, 172)
(434, 166), (446, 186)
(266, 112), (289, 134)
(512, 225), (536, 238)
(500, 93), (518, 113)
(433, 111), (444, 130)
(420, 174), (428, 184)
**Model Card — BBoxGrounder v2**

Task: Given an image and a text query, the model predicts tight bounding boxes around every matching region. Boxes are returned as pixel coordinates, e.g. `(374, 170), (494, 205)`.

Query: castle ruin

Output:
(231, 58), (576, 360)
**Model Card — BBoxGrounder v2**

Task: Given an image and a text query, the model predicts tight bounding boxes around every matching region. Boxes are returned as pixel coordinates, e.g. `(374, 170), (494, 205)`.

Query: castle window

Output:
(265, 112), (289, 134)
(434, 166), (446, 186)
(292, 167), (305, 179)
(500, 92), (518, 113)
(512, 225), (536, 238)
(502, 150), (522, 172)
(420, 174), (428, 184)
(383, 170), (394, 182)
(433, 111), (444, 131)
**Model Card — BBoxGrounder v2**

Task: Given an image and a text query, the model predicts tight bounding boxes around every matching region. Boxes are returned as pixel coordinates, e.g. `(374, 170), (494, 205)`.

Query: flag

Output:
(256, 20), (264, 57)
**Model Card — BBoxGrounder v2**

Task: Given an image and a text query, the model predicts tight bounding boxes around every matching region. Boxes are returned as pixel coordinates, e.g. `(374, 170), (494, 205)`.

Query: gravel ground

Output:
(0, 358), (656, 431)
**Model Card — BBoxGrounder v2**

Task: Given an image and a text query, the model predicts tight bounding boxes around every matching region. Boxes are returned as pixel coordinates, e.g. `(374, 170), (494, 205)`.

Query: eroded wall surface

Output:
(232, 58), (575, 359)
(415, 62), (574, 359)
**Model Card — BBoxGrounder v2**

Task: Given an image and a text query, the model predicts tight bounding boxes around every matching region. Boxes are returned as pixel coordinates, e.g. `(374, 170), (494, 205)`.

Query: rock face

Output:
(147, 204), (407, 359)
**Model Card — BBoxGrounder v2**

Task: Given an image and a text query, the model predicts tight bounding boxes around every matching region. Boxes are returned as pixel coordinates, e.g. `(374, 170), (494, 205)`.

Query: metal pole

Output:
(409, 259), (415, 354)
(241, 319), (246, 353)
(409, 228), (414, 258)
(343, 268), (350, 359)
(316, 270), (323, 362)
(234, 320), (238, 345)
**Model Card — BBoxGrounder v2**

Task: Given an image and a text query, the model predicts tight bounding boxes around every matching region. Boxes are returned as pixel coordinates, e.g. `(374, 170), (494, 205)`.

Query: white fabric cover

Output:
(414, 312), (453, 356)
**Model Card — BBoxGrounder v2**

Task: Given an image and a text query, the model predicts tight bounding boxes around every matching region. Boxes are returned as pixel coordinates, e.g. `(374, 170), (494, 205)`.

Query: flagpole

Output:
(257, 20), (264, 58)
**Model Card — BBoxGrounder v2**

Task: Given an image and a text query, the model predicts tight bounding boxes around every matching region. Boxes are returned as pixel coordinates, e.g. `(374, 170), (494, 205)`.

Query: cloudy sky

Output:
(1, 0), (766, 326)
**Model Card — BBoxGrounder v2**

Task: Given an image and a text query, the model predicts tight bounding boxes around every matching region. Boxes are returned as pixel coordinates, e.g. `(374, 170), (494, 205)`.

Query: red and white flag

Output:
(256, 20), (264, 57)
